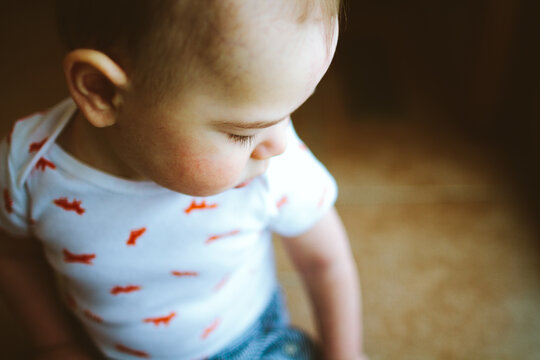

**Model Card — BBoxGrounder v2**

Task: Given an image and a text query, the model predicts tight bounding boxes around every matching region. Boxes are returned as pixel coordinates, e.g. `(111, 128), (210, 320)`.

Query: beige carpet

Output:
(279, 73), (540, 359)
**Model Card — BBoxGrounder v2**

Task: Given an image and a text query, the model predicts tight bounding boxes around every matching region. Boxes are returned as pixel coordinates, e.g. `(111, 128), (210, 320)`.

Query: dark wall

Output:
(335, 0), (539, 227)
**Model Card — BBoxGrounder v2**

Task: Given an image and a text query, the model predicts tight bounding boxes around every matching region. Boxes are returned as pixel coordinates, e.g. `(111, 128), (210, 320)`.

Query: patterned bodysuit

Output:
(0, 98), (337, 359)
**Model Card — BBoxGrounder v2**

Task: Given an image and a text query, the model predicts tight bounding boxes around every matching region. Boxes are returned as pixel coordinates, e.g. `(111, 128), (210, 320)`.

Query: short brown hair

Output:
(56, 0), (341, 101)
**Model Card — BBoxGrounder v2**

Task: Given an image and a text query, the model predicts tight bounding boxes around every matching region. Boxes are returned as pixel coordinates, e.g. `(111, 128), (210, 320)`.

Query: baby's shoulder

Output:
(2, 98), (75, 188)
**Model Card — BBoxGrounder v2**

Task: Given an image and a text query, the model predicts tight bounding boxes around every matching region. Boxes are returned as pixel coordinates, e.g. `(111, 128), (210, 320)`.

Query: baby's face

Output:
(106, 5), (338, 196)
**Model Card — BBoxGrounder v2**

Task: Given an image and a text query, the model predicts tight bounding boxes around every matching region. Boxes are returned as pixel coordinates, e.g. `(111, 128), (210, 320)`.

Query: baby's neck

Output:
(56, 111), (145, 181)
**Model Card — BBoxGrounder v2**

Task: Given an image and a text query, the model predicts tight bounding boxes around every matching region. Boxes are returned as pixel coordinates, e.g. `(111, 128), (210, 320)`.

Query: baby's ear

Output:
(63, 49), (129, 127)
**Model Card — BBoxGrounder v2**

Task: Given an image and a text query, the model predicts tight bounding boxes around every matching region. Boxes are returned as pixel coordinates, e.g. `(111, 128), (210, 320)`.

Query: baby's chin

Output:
(173, 180), (248, 197)
(148, 177), (230, 197)
(190, 175), (260, 196)
(156, 168), (267, 196)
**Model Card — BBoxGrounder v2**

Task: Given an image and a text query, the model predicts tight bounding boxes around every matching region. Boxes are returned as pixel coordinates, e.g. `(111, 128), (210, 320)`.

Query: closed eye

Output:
(228, 134), (255, 147)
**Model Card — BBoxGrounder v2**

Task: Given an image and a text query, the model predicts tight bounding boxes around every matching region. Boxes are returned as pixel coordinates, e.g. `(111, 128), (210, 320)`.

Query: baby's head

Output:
(56, 0), (340, 196)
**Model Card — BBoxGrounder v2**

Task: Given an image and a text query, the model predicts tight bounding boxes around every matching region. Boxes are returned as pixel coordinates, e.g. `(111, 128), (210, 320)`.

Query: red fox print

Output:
(171, 271), (199, 277)
(201, 318), (221, 340)
(53, 197), (85, 215)
(35, 157), (56, 171)
(184, 200), (218, 214)
(213, 275), (230, 292)
(276, 196), (288, 209)
(206, 230), (240, 245)
(299, 142), (309, 151)
(110, 285), (141, 295)
(7, 111), (45, 145)
(28, 137), (48, 153)
(126, 227), (146, 246)
(63, 248), (96, 265)
(83, 309), (103, 323)
(115, 344), (150, 358)
(143, 312), (176, 326)
(3, 189), (13, 213)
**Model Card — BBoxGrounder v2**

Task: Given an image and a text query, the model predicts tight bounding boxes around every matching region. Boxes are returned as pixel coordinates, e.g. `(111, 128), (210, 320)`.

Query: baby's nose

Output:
(251, 126), (288, 160)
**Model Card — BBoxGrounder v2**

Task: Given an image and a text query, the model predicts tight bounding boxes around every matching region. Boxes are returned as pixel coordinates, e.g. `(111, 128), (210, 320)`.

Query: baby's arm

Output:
(281, 207), (366, 360)
(0, 233), (97, 359)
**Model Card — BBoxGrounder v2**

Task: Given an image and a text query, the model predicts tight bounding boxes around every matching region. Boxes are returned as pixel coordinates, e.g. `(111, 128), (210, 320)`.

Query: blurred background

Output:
(1, 1), (539, 359)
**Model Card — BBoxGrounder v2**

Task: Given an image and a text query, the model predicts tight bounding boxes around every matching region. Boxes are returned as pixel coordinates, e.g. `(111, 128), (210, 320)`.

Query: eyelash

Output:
(228, 134), (255, 147)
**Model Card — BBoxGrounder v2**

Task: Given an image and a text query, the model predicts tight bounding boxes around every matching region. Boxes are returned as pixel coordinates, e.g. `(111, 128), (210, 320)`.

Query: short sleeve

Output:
(0, 133), (31, 238)
(266, 124), (338, 237)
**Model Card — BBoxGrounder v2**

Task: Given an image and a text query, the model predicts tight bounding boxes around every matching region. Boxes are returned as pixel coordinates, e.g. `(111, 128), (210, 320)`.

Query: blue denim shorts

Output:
(209, 290), (321, 360)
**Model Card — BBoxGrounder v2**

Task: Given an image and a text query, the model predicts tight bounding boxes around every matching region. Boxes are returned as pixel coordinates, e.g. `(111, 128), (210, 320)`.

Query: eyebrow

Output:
(211, 117), (287, 130)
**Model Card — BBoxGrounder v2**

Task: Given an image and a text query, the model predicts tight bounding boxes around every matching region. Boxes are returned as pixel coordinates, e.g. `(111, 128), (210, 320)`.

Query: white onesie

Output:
(0, 98), (337, 359)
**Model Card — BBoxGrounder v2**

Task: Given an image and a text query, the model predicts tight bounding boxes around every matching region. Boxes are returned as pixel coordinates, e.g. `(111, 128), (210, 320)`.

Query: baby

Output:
(0, 0), (365, 359)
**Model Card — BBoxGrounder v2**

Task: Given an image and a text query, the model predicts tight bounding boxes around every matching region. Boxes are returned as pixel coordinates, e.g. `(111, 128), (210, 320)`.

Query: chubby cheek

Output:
(119, 118), (245, 196)
(170, 149), (245, 197)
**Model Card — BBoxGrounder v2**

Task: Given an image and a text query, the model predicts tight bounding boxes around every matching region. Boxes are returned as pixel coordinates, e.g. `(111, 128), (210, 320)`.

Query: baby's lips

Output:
(234, 178), (253, 189)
